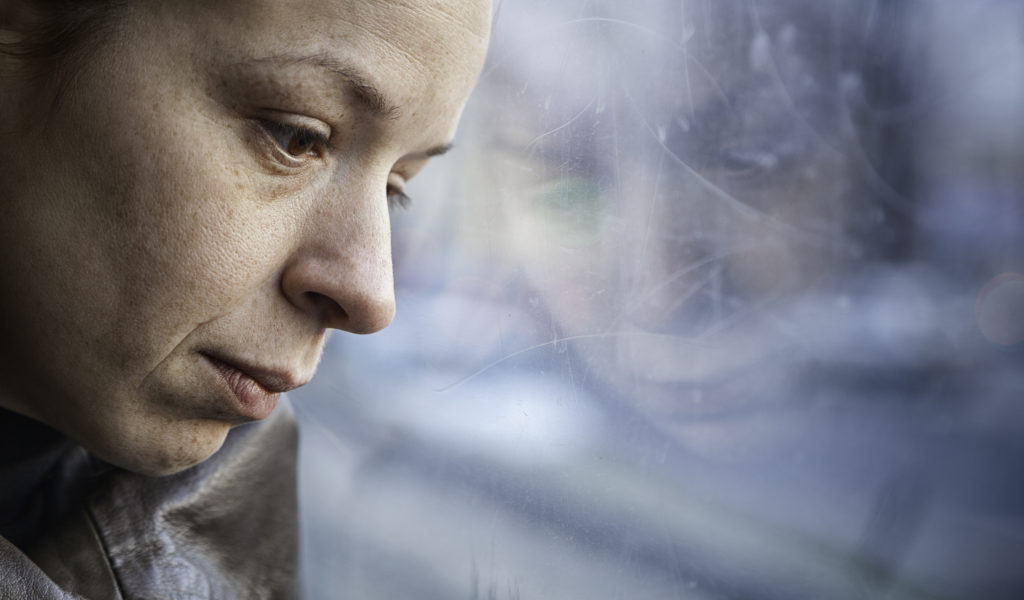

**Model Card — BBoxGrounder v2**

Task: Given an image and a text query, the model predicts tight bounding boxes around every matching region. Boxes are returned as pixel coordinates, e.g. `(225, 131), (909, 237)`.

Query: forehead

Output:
(176, 0), (491, 130)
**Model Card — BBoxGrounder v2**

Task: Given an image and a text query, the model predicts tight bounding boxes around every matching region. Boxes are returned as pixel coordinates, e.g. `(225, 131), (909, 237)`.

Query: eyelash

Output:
(387, 185), (412, 211)
(258, 119), (414, 210)
(259, 119), (330, 159)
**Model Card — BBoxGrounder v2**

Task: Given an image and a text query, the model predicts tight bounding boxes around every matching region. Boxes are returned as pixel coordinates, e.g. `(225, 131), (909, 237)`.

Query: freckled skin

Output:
(0, 0), (491, 475)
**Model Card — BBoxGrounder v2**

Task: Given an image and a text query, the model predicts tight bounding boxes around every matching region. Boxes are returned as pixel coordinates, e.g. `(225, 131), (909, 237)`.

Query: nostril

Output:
(303, 291), (349, 328)
(298, 289), (394, 334)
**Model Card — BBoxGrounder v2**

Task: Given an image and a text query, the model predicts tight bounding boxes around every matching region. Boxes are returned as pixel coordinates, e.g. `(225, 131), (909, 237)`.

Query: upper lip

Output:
(201, 351), (305, 394)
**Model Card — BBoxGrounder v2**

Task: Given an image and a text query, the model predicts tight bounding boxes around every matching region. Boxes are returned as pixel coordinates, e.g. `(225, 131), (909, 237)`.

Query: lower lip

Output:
(206, 357), (280, 420)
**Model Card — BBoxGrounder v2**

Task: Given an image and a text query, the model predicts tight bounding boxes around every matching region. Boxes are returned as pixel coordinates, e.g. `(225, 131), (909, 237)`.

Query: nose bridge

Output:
(282, 177), (396, 334)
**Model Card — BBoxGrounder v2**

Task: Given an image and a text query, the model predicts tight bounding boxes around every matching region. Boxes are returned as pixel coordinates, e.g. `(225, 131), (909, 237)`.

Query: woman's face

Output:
(0, 0), (490, 474)
(473, 3), (849, 460)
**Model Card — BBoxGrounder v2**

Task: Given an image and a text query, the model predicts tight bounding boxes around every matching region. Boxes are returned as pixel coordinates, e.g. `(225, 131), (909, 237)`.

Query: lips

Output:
(201, 352), (302, 420)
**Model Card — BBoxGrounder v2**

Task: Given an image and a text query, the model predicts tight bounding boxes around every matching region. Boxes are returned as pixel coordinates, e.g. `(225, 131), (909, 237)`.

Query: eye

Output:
(387, 183), (412, 211)
(258, 118), (330, 160)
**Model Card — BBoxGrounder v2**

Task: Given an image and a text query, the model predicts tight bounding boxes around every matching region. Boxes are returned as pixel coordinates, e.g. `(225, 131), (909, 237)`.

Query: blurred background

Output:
(295, 1), (1024, 598)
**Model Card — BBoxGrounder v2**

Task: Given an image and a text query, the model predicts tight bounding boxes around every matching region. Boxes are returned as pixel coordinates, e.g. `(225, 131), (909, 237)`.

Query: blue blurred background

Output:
(295, 1), (1024, 598)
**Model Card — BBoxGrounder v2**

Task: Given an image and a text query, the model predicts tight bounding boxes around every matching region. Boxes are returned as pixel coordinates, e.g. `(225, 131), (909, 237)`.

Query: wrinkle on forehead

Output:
(325, 1), (489, 126)
(190, 0), (489, 139)
(334, 0), (490, 68)
(391, 0), (492, 42)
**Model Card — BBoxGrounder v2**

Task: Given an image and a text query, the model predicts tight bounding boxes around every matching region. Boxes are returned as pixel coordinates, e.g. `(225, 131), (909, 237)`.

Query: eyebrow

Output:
(245, 52), (401, 120)
(241, 53), (455, 159)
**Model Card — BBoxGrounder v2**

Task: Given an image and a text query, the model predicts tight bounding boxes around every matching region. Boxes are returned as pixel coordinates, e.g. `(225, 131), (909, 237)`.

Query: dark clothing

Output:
(0, 402), (299, 599)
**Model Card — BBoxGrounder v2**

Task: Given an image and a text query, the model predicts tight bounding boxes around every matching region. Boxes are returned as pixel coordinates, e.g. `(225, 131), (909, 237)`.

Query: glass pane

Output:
(296, 2), (1024, 598)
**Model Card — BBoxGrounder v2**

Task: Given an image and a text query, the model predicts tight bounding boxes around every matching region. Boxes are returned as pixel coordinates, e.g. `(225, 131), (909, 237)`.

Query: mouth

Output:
(200, 352), (303, 421)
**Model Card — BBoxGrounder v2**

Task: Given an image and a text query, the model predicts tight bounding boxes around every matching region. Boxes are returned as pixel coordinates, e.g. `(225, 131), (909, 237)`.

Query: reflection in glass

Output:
(297, 2), (1024, 599)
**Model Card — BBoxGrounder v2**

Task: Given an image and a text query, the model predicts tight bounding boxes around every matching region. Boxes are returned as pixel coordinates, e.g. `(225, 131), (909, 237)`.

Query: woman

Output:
(0, 0), (490, 596)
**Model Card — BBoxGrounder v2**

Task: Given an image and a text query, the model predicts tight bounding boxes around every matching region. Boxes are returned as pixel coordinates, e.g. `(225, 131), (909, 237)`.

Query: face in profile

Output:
(0, 0), (491, 475)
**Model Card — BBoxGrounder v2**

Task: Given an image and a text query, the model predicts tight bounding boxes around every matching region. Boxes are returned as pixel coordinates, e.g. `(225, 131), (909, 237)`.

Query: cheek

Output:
(106, 148), (300, 348)
(47, 99), (302, 373)
(52, 31), (299, 348)
(46, 39), (317, 384)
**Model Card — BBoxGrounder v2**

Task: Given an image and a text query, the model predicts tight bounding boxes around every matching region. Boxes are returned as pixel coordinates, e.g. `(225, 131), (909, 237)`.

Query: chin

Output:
(92, 418), (234, 477)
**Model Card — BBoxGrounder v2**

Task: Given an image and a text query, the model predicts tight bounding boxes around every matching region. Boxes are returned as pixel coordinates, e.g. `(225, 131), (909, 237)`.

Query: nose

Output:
(280, 187), (396, 335)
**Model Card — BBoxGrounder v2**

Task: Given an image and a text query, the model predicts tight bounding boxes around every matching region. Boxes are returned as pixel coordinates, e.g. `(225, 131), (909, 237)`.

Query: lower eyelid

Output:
(246, 119), (322, 171)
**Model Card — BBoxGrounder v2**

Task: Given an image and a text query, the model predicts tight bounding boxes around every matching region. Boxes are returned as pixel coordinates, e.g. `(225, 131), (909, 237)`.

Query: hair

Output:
(1, 0), (128, 114)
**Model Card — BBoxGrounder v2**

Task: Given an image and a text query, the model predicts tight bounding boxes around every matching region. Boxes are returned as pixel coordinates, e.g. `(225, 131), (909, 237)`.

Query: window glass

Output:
(296, 2), (1024, 598)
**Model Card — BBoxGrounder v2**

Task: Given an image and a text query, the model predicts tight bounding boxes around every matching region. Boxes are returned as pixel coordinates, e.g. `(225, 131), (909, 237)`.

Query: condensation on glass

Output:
(295, 2), (1024, 599)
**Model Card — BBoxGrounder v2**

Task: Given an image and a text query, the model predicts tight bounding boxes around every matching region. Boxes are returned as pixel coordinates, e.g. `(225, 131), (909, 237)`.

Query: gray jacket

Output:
(0, 402), (298, 599)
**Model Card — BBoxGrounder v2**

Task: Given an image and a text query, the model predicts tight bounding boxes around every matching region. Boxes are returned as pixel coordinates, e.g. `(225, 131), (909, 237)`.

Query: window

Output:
(296, 2), (1024, 598)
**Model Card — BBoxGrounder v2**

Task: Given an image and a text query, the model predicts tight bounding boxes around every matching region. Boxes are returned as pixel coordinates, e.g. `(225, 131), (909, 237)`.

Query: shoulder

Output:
(11, 400), (300, 599)
(0, 536), (79, 600)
